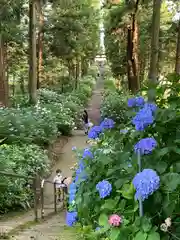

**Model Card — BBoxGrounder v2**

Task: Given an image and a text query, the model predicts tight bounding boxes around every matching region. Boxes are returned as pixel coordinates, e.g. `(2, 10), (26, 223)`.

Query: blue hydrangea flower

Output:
(88, 126), (102, 139)
(95, 226), (103, 231)
(143, 102), (157, 113)
(120, 129), (128, 134)
(66, 211), (78, 226)
(128, 98), (136, 107)
(82, 148), (93, 159)
(134, 137), (157, 155)
(128, 96), (145, 108)
(75, 159), (87, 184)
(72, 146), (77, 151)
(132, 107), (154, 131)
(136, 96), (145, 107)
(68, 182), (77, 204)
(100, 118), (115, 130)
(96, 180), (112, 199)
(132, 169), (160, 201)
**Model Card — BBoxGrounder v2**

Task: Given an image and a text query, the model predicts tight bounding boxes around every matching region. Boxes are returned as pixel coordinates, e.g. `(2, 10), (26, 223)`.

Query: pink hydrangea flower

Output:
(108, 214), (122, 227)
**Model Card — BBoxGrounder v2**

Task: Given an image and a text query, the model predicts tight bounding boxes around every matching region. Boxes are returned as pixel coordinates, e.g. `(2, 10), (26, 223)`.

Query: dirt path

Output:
(3, 78), (103, 240)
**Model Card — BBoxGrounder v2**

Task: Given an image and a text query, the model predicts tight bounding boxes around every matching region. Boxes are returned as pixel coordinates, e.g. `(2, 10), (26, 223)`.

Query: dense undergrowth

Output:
(67, 74), (180, 240)
(0, 68), (97, 213)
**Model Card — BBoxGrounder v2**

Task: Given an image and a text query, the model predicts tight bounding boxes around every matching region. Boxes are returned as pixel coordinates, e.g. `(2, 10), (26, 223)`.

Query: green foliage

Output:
(71, 74), (180, 239)
(7, 75), (96, 144)
(0, 106), (58, 145)
(104, 77), (116, 90)
(0, 73), (96, 213)
(48, 0), (100, 62)
(0, 144), (49, 213)
(100, 89), (130, 124)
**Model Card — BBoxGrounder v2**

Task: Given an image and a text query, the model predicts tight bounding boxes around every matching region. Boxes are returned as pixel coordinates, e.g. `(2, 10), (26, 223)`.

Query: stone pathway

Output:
(0, 78), (103, 240)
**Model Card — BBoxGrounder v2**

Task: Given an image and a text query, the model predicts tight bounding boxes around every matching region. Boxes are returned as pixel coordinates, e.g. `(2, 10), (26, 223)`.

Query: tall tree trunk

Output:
(175, 19), (180, 75)
(37, 0), (44, 89)
(148, 0), (161, 101)
(81, 57), (88, 76)
(75, 58), (78, 89)
(148, 0), (161, 83)
(28, 0), (37, 104)
(126, 0), (140, 93)
(0, 34), (8, 107)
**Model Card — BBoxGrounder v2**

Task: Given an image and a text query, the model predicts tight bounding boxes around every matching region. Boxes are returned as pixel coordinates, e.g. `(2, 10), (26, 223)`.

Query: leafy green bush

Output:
(69, 77), (180, 239)
(0, 106), (58, 145)
(104, 77), (116, 90)
(0, 144), (50, 213)
(100, 90), (130, 124)
(44, 103), (75, 135)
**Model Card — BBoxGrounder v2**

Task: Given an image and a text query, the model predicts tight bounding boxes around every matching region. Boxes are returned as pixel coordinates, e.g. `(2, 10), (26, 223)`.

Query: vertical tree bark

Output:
(148, 0), (161, 83)
(28, 0), (37, 104)
(175, 19), (180, 74)
(37, 0), (44, 89)
(0, 34), (8, 107)
(126, 0), (140, 93)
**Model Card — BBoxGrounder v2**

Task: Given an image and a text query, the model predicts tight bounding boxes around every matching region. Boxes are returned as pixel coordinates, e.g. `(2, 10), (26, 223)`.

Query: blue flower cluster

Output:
(128, 96), (145, 108)
(133, 169), (160, 201)
(100, 118), (115, 130)
(88, 125), (102, 139)
(134, 137), (157, 155)
(66, 211), (78, 226)
(75, 159), (86, 183)
(120, 129), (128, 134)
(96, 180), (112, 198)
(128, 96), (157, 131)
(88, 118), (115, 139)
(68, 182), (77, 204)
(144, 103), (157, 113)
(67, 147), (94, 226)
(132, 107), (154, 131)
(82, 148), (93, 159)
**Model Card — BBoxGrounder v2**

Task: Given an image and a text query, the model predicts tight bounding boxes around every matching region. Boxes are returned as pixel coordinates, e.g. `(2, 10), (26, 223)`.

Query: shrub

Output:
(0, 144), (50, 213)
(100, 90), (130, 124)
(44, 103), (75, 135)
(68, 82), (180, 239)
(0, 106), (58, 145)
(104, 77), (116, 90)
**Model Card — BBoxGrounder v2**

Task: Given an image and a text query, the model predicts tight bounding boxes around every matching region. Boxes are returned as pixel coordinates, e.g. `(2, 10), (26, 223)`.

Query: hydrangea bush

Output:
(100, 90), (131, 124)
(67, 91), (180, 239)
(0, 73), (96, 212)
(0, 144), (50, 213)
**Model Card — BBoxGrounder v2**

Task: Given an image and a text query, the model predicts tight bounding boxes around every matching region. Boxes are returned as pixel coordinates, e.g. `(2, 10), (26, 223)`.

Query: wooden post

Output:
(40, 180), (44, 219)
(33, 175), (38, 221)
(54, 183), (57, 213)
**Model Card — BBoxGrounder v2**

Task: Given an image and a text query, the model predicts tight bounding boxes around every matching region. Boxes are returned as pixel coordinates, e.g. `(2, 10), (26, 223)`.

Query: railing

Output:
(0, 171), (66, 221)
(0, 171), (39, 221)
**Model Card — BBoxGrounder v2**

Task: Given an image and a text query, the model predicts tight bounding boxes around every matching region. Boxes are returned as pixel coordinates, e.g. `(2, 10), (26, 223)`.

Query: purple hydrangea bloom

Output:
(66, 211), (78, 226)
(96, 180), (112, 198)
(88, 126), (102, 139)
(128, 98), (136, 107)
(100, 118), (115, 130)
(82, 148), (93, 159)
(134, 137), (157, 155)
(133, 169), (160, 201)
(136, 96), (145, 107)
(132, 107), (154, 131)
